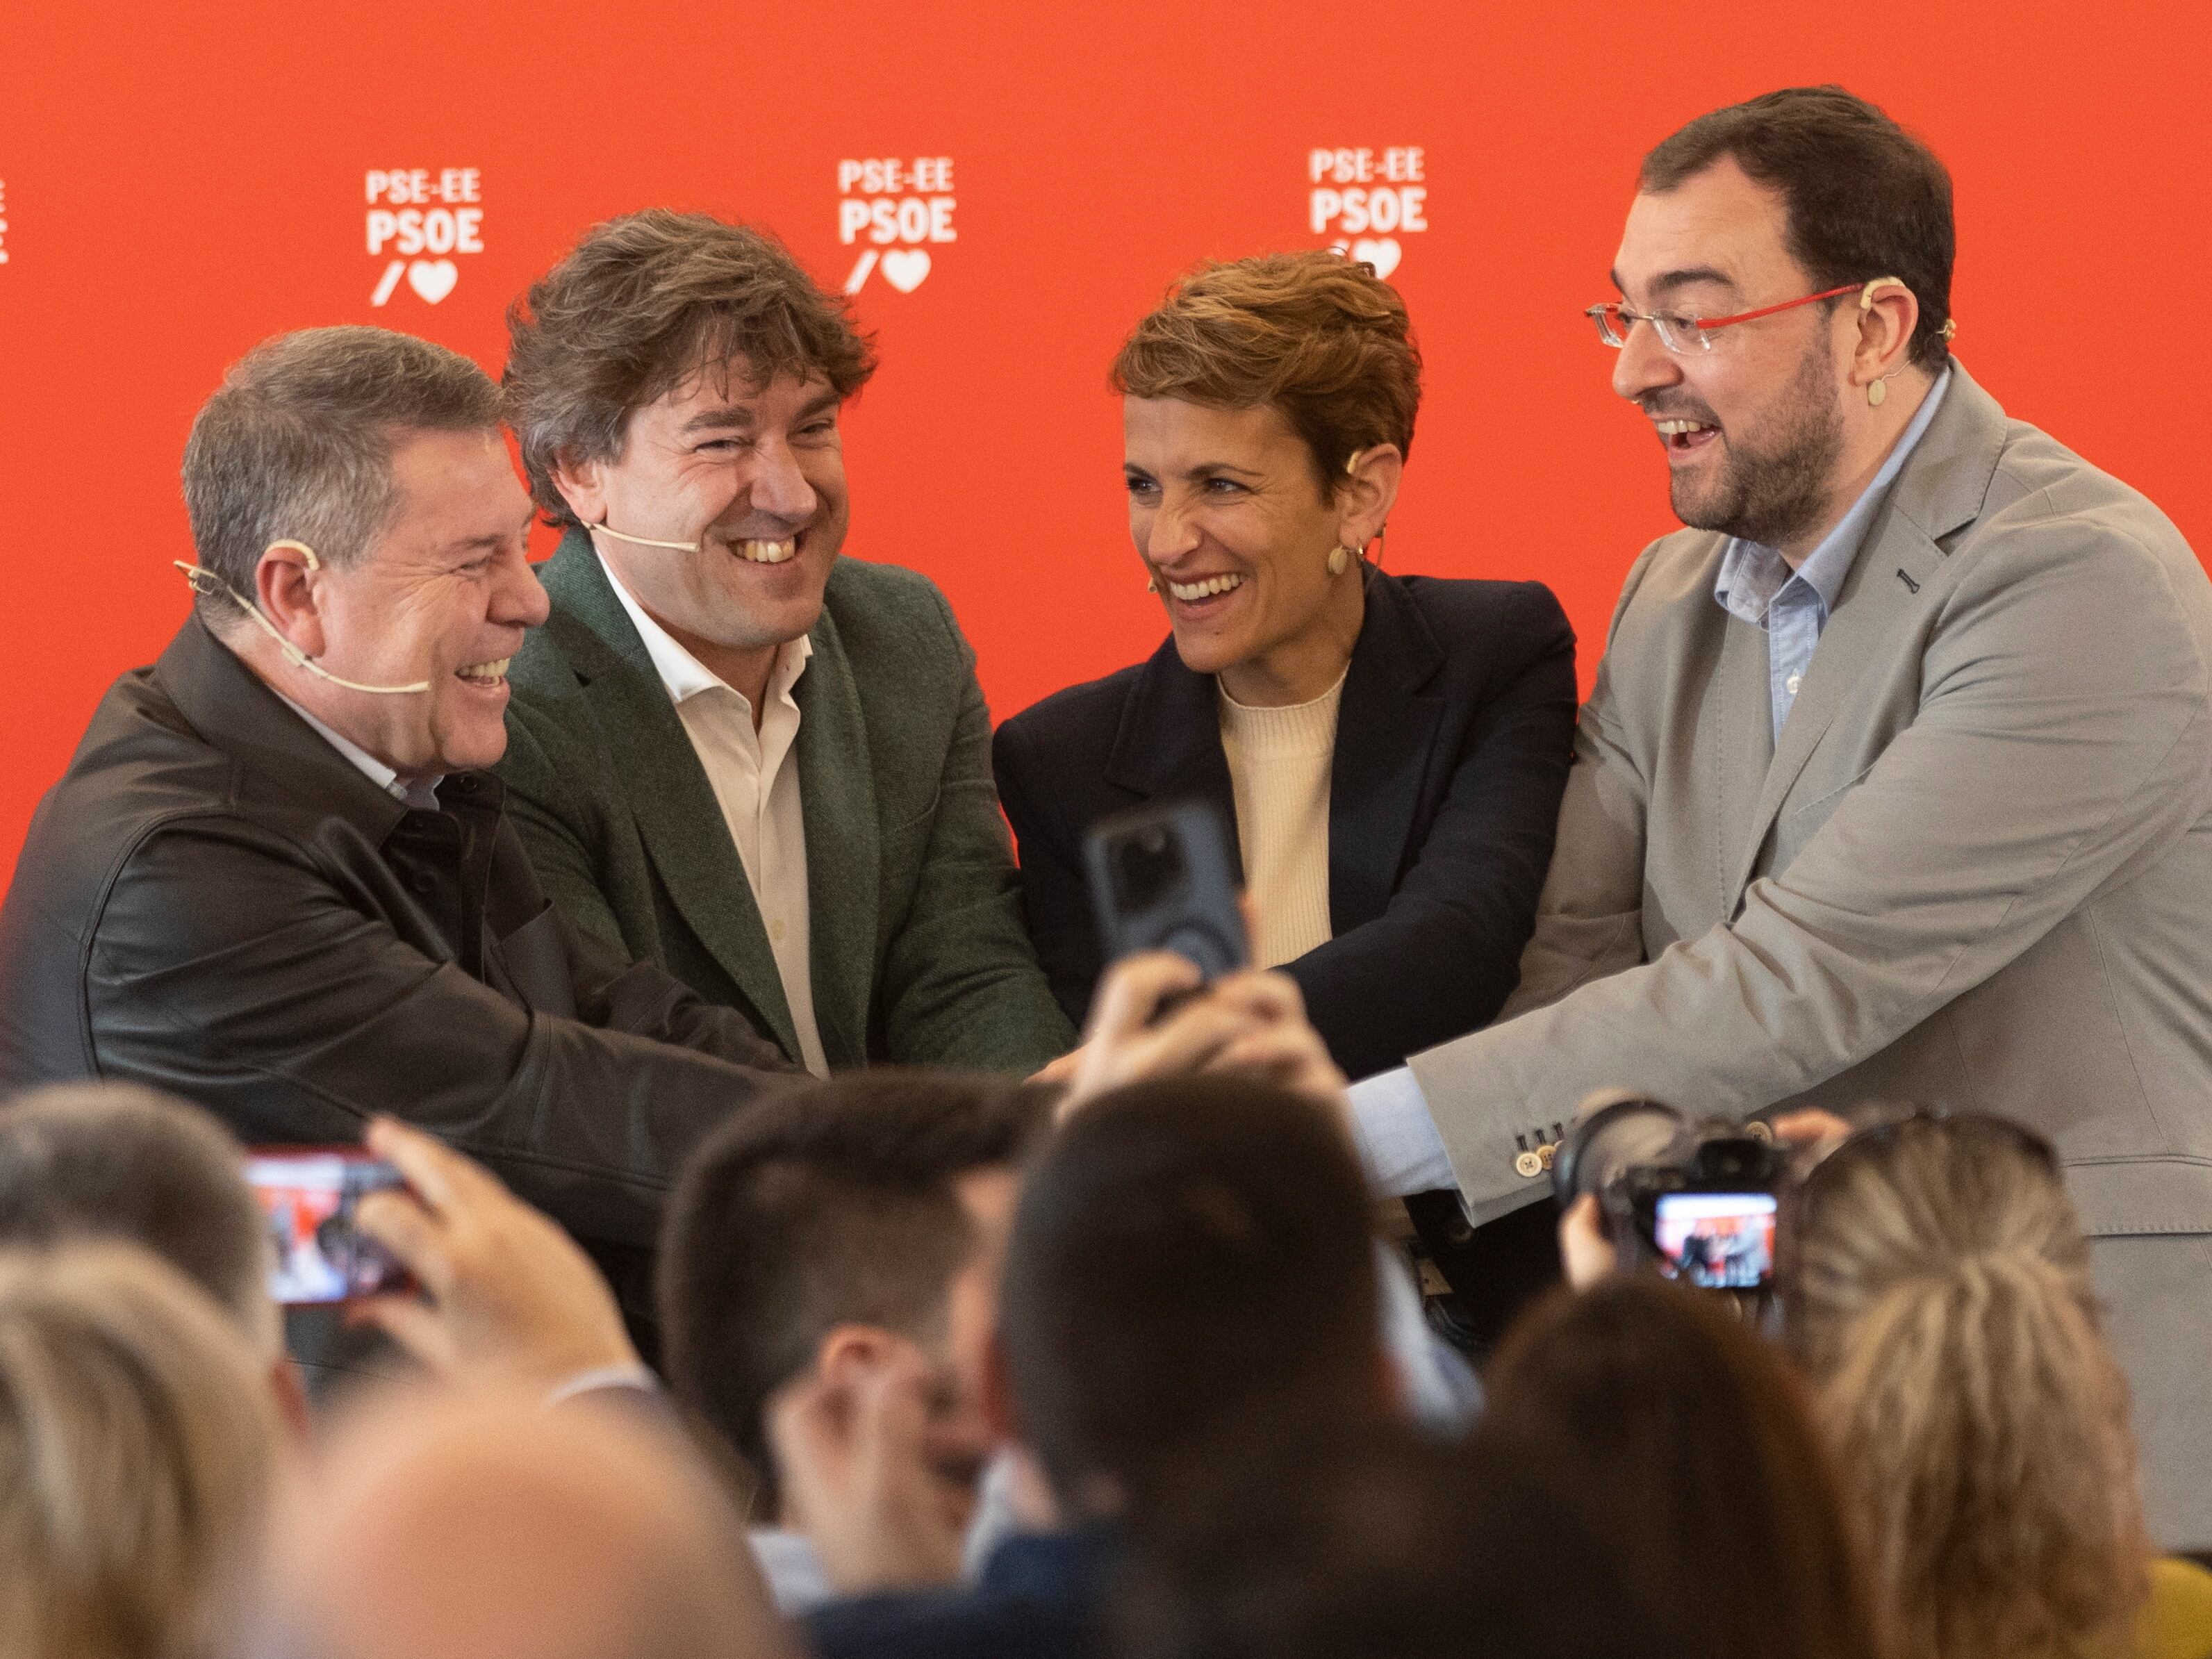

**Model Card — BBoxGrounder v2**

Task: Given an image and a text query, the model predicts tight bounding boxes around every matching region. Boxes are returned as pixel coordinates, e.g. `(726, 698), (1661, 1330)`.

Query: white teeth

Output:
(736, 539), (797, 564)
(1655, 419), (1715, 436)
(457, 657), (510, 681)
(1166, 573), (1246, 602)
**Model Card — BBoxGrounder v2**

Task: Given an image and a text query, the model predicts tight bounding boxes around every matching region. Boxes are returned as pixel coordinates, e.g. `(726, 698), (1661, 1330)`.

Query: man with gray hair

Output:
(0, 327), (799, 1346)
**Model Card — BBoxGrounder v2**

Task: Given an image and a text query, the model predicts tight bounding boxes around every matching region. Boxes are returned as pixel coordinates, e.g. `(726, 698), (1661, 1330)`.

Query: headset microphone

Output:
(590, 521), (703, 552)
(174, 540), (432, 695)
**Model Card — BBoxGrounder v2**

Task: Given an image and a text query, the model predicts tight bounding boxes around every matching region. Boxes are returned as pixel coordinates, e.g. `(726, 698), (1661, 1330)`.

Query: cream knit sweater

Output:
(1218, 670), (1347, 969)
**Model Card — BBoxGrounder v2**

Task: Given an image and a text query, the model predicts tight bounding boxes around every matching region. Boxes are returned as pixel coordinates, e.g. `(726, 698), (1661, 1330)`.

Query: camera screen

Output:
(246, 1153), (409, 1305)
(1652, 1191), (1777, 1290)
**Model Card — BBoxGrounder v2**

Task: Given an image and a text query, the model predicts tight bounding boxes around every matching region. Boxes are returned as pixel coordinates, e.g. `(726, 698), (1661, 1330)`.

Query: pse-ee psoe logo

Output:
(1310, 147), (1426, 279)
(838, 157), (955, 295)
(365, 169), (484, 306)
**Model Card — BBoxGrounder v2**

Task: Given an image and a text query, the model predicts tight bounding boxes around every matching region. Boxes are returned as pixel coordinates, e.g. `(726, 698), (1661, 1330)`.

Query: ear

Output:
(1849, 279), (1922, 396)
(813, 1323), (899, 1388)
(548, 449), (609, 527)
(252, 540), (327, 659)
(1335, 443), (1405, 552)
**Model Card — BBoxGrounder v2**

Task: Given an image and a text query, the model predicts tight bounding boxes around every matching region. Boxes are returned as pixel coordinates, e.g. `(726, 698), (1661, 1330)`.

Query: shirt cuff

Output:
(543, 1362), (660, 1408)
(1346, 1066), (1458, 1198)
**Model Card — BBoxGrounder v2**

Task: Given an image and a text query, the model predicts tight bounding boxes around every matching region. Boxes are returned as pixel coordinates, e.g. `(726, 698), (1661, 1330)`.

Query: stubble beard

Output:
(1669, 337), (1844, 550)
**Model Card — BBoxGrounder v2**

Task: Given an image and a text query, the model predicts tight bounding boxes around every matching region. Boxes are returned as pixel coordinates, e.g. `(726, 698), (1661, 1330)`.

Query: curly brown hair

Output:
(1110, 251), (1420, 500)
(504, 210), (876, 527)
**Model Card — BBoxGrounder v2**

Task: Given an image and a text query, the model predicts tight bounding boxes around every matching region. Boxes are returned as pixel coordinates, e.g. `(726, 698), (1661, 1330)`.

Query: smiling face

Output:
(1123, 397), (1371, 706)
(1610, 157), (1851, 553)
(295, 429), (545, 777)
(557, 359), (848, 672)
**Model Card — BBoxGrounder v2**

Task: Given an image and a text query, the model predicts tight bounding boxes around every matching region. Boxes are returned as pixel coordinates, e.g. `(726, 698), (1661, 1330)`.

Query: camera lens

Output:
(1111, 825), (1186, 913)
(1554, 1098), (1685, 1205)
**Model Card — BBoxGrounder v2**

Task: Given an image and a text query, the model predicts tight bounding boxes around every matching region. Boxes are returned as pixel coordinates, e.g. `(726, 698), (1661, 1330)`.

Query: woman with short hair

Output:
(0, 1242), (285, 1659)
(995, 251), (1577, 1341)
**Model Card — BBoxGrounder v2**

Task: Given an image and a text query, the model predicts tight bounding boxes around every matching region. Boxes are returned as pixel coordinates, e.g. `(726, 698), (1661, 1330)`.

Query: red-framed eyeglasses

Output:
(1587, 279), (1889, 354)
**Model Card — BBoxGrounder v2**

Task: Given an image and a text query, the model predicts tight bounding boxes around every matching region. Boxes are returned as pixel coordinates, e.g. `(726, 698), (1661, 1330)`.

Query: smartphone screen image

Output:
(245, 1150), (411, 1305)
(1652, 1191), (1778, 1290)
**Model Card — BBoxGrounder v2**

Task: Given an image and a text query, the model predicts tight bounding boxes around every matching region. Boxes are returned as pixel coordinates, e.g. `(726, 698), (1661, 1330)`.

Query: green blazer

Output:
(497, 531), (1074, 1074)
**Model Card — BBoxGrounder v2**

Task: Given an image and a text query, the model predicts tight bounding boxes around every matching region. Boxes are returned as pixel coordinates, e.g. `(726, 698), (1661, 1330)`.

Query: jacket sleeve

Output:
(1284, 583), (1580, 1081)
(1410, 512), (2212, 1225)
(84, 821), (798, 1251)
(992, 713), (1106, 1031)
(875, 591), (1078, 1071)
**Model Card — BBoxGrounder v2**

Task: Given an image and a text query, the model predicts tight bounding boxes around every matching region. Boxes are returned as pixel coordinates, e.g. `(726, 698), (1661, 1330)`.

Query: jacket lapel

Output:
(793, 602), (879, 1068)
(1726, 365), (2011, 899)
(1100, 636), (1245, 881)
(541, 535), (800, 1058)
(1327, 569), (1446, 931)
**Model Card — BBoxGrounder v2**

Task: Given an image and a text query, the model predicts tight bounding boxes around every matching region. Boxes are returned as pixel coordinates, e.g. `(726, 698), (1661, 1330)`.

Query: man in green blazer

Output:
(496, 211), (1071, 1076)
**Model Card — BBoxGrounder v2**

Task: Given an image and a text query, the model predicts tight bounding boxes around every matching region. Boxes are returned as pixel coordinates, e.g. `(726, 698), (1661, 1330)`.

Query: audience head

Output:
(0, 1241), (285, 1659)
(1480, 1277), (1878, 1659)
(180, 324), (542, 777)
(997, 1075), (1382, 1519)
(1786, 1109), (2150, 1659)
(0, 1082), (274, 1357)
(1610, 86), (1952, 553)
(505, 209), (876, 662)
(1111, 249), (1417, 698)
(249, 1385), (791, 1659)
(658, 1070), (1051, 1521)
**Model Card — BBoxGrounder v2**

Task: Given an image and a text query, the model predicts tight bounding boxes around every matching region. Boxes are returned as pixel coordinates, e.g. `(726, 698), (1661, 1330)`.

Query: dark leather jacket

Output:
(0, 618), (800, 1261)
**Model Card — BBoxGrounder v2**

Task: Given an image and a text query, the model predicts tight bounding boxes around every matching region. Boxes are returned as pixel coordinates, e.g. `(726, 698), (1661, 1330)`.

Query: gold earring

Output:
(1146, 577), (1159, 594)
(1867, 379), (1888, 408)
(1327, 546), (1353, 577)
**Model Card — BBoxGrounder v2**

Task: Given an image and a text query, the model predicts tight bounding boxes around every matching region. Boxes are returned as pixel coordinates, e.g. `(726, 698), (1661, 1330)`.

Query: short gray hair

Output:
(0, 1083), (273, 1355)
(179, 326), (502, 625)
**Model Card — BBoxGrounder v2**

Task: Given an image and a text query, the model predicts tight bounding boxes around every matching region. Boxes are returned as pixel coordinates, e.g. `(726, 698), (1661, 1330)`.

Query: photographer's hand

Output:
(1198, 970), (1351, 1117)
(350, 1117), (639, 1392)
(1558, 1193), (1619, 1290)
(1058, 952), (1263, 1115)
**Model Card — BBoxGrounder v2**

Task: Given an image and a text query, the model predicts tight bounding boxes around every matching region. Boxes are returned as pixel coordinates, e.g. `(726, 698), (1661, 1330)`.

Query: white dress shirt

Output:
(274, 691), (441, 811)
(599, 554), (829, 1078)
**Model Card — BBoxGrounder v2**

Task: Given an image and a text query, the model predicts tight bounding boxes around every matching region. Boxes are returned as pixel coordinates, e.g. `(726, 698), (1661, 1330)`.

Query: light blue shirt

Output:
(1348, 370), (1952, 1200)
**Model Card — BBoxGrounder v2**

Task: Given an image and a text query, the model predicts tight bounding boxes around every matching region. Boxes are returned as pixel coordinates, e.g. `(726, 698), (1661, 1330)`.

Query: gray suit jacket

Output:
(497, 533), (1073, 1075)
(1412, 365), (2212, 1241)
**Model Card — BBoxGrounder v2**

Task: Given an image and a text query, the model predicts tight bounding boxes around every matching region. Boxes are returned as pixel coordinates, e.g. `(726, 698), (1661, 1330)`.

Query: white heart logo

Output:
(406, 259), (459, 304)
(880, 249), (932, 293)
(1349, 238), (1402, 280)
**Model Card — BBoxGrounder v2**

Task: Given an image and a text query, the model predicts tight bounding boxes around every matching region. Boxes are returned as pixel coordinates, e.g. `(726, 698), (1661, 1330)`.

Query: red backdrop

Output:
(2, 1), (2204, 880)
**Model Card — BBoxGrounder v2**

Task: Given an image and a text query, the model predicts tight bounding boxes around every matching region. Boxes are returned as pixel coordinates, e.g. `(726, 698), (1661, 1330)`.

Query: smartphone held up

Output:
(246, 1148), (413, 1305)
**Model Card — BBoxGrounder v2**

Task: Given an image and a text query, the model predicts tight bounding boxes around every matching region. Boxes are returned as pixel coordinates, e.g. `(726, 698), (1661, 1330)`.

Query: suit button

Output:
(1514, 1150), (1544, 1179)
(1537, 1141), (1559, 1171)
(410, 873), (436, 895)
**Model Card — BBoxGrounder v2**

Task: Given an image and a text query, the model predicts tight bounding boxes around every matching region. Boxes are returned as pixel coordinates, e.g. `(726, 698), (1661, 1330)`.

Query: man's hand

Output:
(767, 1339), (967, 1596)
(1196, 969), (1350, 1113)
(350, 1116), (639, 1392)
(1058, 952), (1262, 1112)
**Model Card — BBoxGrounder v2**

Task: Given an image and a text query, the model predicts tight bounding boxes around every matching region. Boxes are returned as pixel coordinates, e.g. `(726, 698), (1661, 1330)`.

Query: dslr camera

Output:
(1552, 1097), (1783, 1292)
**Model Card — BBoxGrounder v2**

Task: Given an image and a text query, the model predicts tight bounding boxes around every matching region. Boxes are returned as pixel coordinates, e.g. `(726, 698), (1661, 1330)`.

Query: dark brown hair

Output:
(504, 210), (877, 527)
(998, 1076), (1380, 1516)
(656, 1071), (1050, 1517)
(1111, 250), (1421, 498)
(1641, 86), (1955, 372)
(1480, 1279), (1879, 1659)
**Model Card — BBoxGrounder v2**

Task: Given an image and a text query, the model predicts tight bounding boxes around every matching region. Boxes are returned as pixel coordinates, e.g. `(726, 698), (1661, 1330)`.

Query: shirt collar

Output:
(1716, 365), (1953, 621)
(271, 689), (423, 803)
(597, 550), (812, 709)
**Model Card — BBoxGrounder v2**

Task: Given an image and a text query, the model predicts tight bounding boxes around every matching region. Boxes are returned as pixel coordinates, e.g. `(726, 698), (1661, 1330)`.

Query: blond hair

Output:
(1111, 251), (1421, 500)
(0, 1243), (283, 1659)
(1789, 1114), (2149, 1659)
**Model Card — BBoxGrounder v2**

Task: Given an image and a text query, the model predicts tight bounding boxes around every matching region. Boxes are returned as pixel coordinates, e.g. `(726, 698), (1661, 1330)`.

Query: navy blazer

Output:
(993, 567), (1577, 1082)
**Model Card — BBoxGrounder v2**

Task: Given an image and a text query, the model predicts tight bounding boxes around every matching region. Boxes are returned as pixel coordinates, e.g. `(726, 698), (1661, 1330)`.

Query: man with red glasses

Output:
(1346, 85), (2212, 1542)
